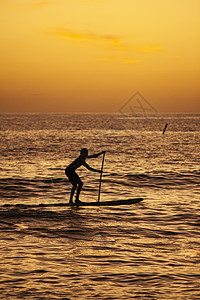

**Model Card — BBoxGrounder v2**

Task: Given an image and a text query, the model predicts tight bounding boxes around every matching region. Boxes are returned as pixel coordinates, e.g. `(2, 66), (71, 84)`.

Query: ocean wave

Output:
(0, 170), (199, 202)
(105, 171), (200, 189)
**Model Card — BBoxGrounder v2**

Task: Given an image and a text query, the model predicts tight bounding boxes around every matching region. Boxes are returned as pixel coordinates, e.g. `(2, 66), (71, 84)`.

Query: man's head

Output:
(80, 148), (88, 158)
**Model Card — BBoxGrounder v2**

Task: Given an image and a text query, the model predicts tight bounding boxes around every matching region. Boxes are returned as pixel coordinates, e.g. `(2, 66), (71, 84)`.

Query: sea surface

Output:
(0, 113), (200, 299)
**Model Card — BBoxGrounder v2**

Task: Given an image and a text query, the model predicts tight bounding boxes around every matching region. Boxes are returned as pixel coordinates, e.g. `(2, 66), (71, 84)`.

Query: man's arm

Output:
(87, 151), (106, 159)
(83, 162), (101, 173)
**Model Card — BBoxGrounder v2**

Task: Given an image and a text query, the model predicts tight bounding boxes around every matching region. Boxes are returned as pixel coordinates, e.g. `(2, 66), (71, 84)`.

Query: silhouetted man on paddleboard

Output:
(65, 148), (106, 205)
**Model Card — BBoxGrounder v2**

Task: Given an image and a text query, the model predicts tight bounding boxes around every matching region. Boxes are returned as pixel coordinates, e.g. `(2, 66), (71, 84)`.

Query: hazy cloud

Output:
(31, 1), (51, 7)
(48, 27), (163, 65)
(51, 27), (163, 54)
(51, 27), (120, 46)
(103, 56), (141, 65)
(114, 44), (164, 53)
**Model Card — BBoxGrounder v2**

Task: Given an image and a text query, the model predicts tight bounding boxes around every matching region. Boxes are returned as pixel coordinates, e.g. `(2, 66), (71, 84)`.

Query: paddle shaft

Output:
(98, 152), (105, 202)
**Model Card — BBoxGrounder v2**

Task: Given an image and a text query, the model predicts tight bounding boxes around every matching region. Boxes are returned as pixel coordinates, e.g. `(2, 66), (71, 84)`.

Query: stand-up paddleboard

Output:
(2, 198), (143, 209)
(68, 198), (143, 207)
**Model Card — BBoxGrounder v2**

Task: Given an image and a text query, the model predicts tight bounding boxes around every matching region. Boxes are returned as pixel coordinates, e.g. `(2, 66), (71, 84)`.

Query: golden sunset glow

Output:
(0, 0), (200, 112)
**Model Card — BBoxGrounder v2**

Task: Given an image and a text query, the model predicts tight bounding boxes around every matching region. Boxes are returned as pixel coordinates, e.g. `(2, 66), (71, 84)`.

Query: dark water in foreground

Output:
(0, 113), (200, 299)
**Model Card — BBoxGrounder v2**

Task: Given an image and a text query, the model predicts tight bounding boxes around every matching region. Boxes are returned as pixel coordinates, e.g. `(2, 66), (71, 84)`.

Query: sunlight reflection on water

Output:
(0, 113), (200, 299)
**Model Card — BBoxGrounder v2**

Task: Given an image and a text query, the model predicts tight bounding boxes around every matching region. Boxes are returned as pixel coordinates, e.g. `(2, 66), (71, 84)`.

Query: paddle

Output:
(98, 152), (106, 202)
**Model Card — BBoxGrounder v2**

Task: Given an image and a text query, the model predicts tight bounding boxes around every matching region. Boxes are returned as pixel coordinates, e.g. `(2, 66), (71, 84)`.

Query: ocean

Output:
(0, 113), (200, 299)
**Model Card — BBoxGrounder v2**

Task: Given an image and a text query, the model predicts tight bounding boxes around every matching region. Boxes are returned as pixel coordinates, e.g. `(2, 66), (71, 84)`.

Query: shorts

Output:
(65, 167), (82, 186)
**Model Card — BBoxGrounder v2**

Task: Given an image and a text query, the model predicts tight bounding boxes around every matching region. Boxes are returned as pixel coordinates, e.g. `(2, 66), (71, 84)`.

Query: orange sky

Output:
(0, 0), (200, 113)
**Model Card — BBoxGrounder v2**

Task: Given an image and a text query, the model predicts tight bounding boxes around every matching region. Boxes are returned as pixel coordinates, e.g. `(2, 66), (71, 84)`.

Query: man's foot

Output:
(69, 201), (74, 205)
(75, 199), (82, 205)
